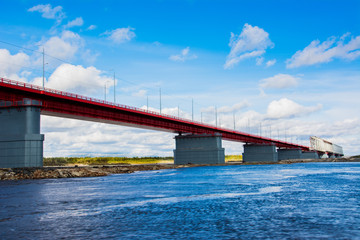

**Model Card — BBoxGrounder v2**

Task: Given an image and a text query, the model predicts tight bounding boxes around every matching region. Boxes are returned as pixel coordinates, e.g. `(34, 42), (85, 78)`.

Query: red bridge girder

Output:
(0, 77), (310, 151)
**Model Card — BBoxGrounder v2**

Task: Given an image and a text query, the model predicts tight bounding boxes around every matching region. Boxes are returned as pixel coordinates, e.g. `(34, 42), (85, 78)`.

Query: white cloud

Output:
(41, 116), (175, 157)
(266, 59), (276, 67)
(64, 17), (84, 29)
(259, 73), (299, 89)
(36, 30), (84, 66)
(0, 49), (30, 82)
(87, 25), (97, 30)
(104, 27), (136, 44)
(46, 63), (113, 95)
(266, 98), (322, 119)
(28, 4), (65, 22)
(224, 23), (274, 69)
(169, 47), (198, 62)
(218, 101), (250, 114)
(286, 33), (360, 68)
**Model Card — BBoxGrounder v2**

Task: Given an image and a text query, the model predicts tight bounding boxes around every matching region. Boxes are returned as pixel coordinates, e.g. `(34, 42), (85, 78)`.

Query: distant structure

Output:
(310, 136), (344, 158)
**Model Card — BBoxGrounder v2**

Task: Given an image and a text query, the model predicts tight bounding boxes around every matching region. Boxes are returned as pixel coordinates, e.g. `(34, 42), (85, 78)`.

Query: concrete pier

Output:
(0, 99), (44, 168)
(243, 144), (278, 163)
(278, 149), (302, 160)
(174, 134), (225, 165)
(302, 151), (319, 159)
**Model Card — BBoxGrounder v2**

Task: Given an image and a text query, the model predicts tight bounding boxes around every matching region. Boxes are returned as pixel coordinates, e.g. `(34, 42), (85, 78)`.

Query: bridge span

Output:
(0, 77), (341, 168)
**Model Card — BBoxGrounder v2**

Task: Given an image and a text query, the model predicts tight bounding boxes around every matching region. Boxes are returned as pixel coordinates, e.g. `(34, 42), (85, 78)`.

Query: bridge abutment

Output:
(173, 134), (225, 165)
(0, 99), (44, 168)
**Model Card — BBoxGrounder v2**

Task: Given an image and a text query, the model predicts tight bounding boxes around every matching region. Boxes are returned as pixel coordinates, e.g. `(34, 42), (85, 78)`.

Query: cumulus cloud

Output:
(286, 33), (360, 68)
(28, 4), (65, 23)
(266, 98), (322, 119)
(104, 27), (136, 44)
(266, 59), (276, 67)
(169, 47), (198, 62)
(0, 49), (30, 81)
(35, 30), (84, 66)
(47, 63), (113, 94)
(259, 74), (299, 89)
(64, 17), (84, 29)
(224, 23), (274, 69)
(41, 116), (175, 157)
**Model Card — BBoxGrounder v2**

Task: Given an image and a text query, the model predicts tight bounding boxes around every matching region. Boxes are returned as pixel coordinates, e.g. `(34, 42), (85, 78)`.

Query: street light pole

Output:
(42, 47), (45, 89)
(113, 72), (116, 103)
(233, 111), (236, 130)
(215, 106), (218, 127)
(192, 98), (194, 121)
(159, 88), (162, 114)
(104, 81), (107, 101)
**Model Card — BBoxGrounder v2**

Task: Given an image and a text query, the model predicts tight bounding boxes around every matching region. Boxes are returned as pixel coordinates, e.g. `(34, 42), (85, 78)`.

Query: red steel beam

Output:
(0, 78), (310, 151)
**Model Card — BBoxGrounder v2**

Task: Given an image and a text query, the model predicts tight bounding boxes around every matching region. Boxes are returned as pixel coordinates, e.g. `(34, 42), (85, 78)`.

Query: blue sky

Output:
(0, 0), (359, 156)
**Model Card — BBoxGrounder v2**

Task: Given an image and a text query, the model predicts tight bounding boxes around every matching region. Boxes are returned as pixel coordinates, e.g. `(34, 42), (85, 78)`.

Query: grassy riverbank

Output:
(43, 155), (243, 166)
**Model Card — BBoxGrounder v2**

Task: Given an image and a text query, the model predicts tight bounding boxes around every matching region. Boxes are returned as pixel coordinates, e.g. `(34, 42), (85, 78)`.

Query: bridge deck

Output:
(0, 77), (310, 151)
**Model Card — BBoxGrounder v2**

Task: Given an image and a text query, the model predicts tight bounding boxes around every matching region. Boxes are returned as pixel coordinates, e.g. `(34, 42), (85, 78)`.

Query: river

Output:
(1, 162), (360, 239)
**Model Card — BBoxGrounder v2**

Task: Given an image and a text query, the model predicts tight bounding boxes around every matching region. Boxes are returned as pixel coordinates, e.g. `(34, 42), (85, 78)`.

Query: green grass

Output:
(225, 155), (243, 161)
(44, 155), (243, 166)
(43, 156), (174, 166)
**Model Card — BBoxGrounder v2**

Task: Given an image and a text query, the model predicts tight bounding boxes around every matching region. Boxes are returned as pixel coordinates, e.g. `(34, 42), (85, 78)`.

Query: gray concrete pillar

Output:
(301, 151), (319, 159)
(243, 144), (278, 163)
(174, 134), (225, 165)
(278, 148), (302, 160)
(0, 99), (44, 168)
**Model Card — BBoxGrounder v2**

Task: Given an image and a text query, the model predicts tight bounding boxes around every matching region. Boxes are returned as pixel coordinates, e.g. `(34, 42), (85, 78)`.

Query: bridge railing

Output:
(0, 77), (217, 126)
(0, 77), (309, 149)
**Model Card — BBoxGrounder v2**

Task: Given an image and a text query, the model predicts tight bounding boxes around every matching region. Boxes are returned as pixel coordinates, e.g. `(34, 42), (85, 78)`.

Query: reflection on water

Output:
(1, 162), (360, 239)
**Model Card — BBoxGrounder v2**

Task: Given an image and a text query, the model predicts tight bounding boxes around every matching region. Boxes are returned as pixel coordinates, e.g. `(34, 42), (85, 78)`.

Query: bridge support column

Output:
(278, 148), (302, 160)
(173, 134), (225, 165)
(0, 99), (44, 168)
(301, 151), (319, 159)
(243, 144), (278, 163)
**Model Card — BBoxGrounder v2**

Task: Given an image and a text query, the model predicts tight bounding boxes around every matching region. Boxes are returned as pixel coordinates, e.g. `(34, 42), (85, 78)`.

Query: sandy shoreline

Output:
(1, 157), (359, 180)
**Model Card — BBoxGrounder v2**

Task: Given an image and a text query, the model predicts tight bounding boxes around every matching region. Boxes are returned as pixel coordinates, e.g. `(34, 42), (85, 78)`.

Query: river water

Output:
(1, 162), (360, 239)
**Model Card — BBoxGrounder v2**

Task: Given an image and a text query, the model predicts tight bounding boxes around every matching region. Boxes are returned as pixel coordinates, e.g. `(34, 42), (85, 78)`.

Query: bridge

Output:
(0, 77), (343, 168)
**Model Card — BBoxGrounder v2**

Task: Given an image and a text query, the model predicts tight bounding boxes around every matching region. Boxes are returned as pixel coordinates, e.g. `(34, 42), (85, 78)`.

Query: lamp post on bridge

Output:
(159, 88), (162, 114)
(113, 72), (116, 103)
(108, 69), (116, 103)
(104, 81), (107, 101)
(215, 106), (218, 127)
(233, 111), (236, 130)
(42, 47), (45, 89)
(192, 98), (194, 121)
(39, 46), (48, 89)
